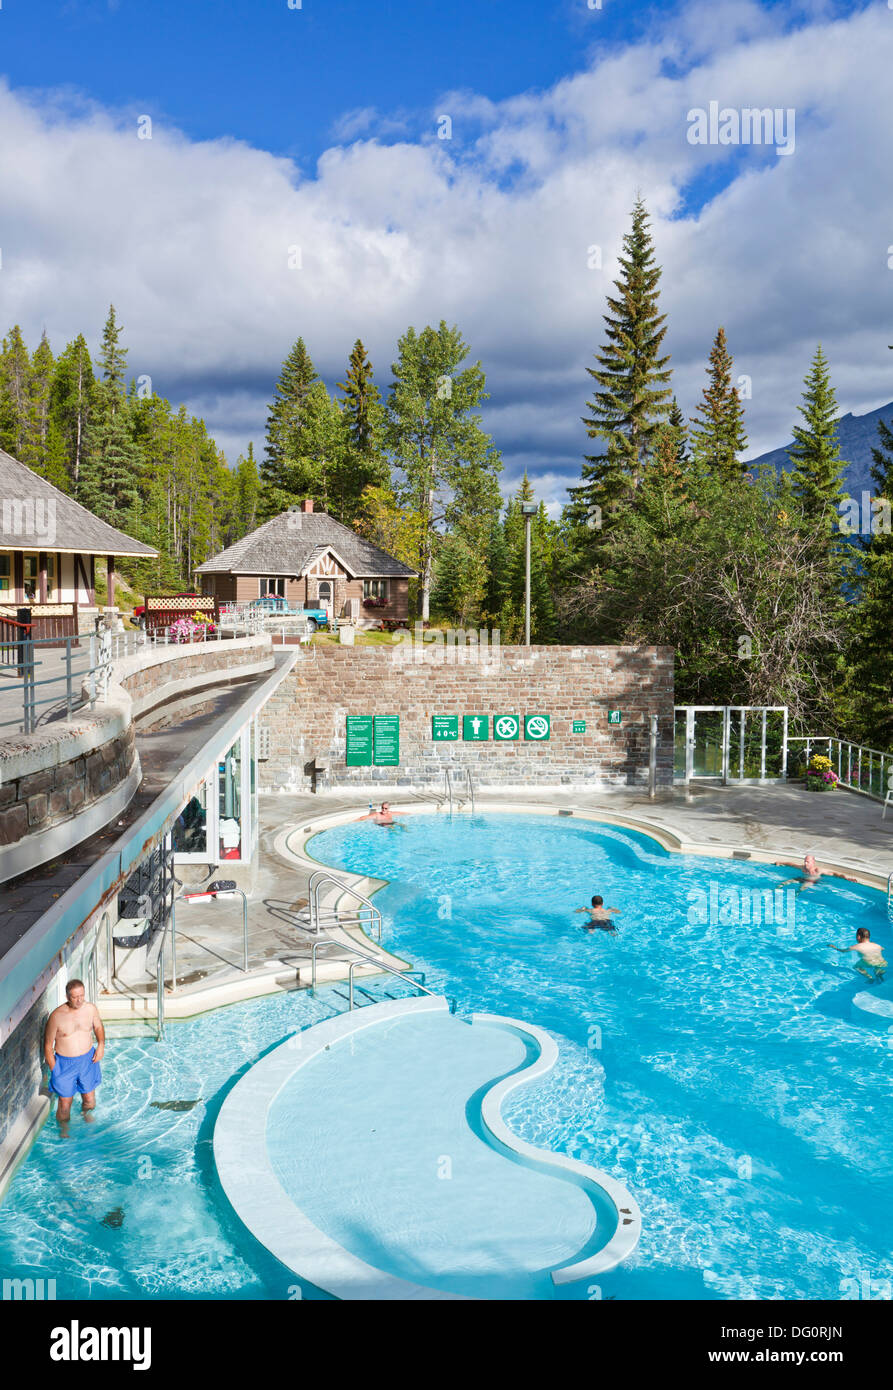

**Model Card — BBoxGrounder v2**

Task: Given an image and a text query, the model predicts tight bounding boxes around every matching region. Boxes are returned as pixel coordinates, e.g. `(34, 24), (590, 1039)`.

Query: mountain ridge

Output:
(746, 399), (893, 495)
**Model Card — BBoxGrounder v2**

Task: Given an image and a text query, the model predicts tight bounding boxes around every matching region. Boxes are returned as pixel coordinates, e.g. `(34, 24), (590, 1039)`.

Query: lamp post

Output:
(521, 501), (538, 647)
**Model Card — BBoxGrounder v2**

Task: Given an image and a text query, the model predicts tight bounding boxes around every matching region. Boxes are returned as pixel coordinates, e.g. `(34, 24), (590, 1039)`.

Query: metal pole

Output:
(349, 963), (355, 1011)
(242, 890), (248, 972)
(649, 714), (658, 799)
(524, 514), (532, 647)
(170, 899), (177, 992)
(157, 939), (165, 1041)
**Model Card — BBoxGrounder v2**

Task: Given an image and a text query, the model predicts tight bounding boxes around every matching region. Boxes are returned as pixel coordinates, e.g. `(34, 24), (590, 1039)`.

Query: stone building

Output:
(195, 499), (416, 626)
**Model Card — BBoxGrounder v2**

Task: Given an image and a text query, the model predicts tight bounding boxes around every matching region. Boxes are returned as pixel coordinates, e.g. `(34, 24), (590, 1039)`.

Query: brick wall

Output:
(259, 643), (674, 790)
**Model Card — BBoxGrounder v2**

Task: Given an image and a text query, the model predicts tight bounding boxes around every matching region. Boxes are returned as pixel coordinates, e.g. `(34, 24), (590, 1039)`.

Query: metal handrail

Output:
(171, 887), (249, 989)
(308, 933), (455, 1011)
(788, 736), (893, 803)
(445, 767), (453, 813)
(466, 766), (475, 814)
(307, 870), (382, 941)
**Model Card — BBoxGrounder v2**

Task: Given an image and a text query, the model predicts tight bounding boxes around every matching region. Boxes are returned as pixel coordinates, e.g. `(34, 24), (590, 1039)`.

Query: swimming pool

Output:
(304, 812), (893, 1300)
(1, 810), (890, 1301)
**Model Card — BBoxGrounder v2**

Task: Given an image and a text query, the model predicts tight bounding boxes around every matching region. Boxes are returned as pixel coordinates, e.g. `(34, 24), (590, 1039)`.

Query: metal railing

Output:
(306, 870), (382, 941)
(445, 767), (453, 813)
(787, 736), (893, 804)
(466, 766), (475, 814)
(170, 885), (249, 990)
(309, 933), (455, 1012)
(0, 616), (266, 734)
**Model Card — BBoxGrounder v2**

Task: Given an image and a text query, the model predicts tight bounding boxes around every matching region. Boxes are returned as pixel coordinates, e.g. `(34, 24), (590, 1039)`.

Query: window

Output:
(218, 738), (243, 860)
(260, 577), (285, 598)
(46, 554), (55, 599)
(0, 554), (9, 593)
(363, 579), (388, 601)
(24, 554), (38, 601)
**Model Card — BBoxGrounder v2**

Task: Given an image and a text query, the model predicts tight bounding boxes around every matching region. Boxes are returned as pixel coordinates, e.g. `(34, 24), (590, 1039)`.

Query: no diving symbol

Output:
(495, 716), (518, 739)
(526, 715), (549, 740)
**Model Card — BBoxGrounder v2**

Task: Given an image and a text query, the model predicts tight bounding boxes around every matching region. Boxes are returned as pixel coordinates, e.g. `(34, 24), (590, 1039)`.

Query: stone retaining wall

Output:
(0, 725), (136, 848)
(259, 643), (674, 790)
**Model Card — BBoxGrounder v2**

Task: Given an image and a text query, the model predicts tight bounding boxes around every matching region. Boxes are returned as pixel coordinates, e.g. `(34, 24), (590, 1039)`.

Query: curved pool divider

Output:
(471, 1012), (641, 1283)
(213, 997), (640, 1300)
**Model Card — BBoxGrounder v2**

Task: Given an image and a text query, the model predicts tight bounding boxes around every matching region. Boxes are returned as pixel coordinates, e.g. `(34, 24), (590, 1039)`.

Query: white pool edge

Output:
(472, 1012), (642, 1283)
(213, 997), (639, 1299)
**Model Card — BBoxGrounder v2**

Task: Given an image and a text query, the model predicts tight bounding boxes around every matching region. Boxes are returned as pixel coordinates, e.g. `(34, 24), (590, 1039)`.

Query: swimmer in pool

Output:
(575, 895), (620, 932)
(827, 927), (887, 981)
(356, 802), (407, 827)
(777, 853), (822, 891)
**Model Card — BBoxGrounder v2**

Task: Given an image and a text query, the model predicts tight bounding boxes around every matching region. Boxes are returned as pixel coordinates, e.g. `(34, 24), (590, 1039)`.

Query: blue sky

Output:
(0, 0), (888, 510)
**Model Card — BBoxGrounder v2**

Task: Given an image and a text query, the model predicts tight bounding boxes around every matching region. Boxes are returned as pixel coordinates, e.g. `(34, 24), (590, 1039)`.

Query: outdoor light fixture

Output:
(521, 501), (538, 646)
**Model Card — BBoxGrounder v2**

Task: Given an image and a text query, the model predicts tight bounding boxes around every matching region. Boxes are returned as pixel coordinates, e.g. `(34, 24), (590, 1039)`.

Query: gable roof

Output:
(195, 509), (417, 579)
(0, 450), (157, 557)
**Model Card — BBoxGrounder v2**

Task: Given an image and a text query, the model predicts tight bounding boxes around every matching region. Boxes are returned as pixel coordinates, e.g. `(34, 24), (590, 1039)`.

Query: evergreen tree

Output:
(847, 405), (893, 749)
(262, 337), (319, 498)
(787, 345), (847, 528)
(235, 444), (260, 534)
(386, 321), (502, 620)
(96, 305), (128, 410)
(689, 327), (747, 479)
(51, 334), (95, 487)
(0, 326), (31, 459)
(482, 514), (510, 625)
(334, 339), (389, 523)
(572, 197), (673, 523)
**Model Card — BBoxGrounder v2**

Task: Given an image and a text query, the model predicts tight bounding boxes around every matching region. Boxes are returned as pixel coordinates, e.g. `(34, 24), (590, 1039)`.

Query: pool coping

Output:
(281, 799), (893, 894)
(213, 996), (640, 1299)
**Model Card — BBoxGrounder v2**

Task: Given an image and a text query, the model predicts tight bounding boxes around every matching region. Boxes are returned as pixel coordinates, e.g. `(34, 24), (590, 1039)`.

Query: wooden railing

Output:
(0, 602), (79, 649)
(143, 595), (218, 635)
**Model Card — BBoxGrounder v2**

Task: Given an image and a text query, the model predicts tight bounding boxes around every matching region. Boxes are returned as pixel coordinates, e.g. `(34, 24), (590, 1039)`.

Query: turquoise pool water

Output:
(1, 811), (890, 1301)
(266, 1010), (616, 1299)
(306, 813), (893, 1300)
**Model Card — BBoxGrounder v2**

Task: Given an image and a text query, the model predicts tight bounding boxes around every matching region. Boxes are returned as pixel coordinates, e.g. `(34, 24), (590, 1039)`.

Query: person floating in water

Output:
(43, 979), (105, 1122)
(356, 801), (406, 827)
(575, 895), (620, 932)
(777, 853), (822, 892)
(827, 927), (887, 982)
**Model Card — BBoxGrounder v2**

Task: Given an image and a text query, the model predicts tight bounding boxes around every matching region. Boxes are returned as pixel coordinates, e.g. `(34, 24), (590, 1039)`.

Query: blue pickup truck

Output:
(250, 596), (331, 631)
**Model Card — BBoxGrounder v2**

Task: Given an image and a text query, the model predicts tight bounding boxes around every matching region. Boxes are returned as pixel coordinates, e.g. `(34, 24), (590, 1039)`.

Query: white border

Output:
(213, 997), (639, 1299)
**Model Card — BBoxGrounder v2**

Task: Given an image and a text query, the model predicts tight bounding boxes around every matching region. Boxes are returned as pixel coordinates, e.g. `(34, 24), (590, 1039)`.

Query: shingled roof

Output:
(195, 508), (417, 578)
(0, 450), (157, 556)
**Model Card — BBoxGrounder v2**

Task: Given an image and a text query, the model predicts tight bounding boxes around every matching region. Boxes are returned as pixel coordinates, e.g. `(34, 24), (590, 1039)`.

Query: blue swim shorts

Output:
(49, 1050), (102, 1098)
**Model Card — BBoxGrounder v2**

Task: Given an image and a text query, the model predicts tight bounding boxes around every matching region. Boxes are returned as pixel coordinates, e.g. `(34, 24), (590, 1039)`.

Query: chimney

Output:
(301, 498), (314, 513)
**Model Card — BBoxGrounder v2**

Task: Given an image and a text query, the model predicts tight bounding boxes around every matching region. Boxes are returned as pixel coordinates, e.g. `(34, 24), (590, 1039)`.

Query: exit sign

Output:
(608, 709), (622, 725)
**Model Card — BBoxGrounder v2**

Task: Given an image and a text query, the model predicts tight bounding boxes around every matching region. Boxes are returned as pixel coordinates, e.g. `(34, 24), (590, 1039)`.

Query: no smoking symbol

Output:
(526, 716), (549, 740)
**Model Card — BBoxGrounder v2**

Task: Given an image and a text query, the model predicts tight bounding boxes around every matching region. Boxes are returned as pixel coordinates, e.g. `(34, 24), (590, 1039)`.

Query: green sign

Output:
(573, 719), (586, 733)
(345, 715), (373, 766)
(494, 714), (520, 741)
(432, 715), (459, 741)
(373, 715), (400, 766)
(463, 714), (489, 741)
(524, 714), (551, 741)
(608, 709), (622, 726)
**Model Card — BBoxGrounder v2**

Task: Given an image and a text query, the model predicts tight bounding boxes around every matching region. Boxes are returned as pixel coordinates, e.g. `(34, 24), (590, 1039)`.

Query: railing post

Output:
(170, 899), (177, 992)
(242, 890), (248, 972)
(65, 637), (73, 721)
(648, 714), (658, 798)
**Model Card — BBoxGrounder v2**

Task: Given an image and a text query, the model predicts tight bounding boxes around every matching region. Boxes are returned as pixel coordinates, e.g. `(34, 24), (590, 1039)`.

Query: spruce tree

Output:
(334, 340), (389, 523)
(573, 197), (673, 520)
(0, 326), (31, 458)
(689, 327), (747, 479)
(262, 337), (319, 494)
(787, 345), (846, 527)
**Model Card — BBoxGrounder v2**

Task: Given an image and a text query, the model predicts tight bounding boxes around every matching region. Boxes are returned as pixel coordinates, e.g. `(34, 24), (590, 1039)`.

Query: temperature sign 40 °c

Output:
(524, 714), (551, 741)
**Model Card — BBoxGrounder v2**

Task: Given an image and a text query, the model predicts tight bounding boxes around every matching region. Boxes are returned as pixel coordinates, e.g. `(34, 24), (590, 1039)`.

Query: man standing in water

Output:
(44, 979), (105, 1121)
(827, 928), (888, 982)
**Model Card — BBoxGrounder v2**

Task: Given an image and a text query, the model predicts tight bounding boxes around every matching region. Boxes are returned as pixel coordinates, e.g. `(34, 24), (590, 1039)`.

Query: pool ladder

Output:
(309, 933), (457, 1013)
(302, 870), (383, 940)
(444, 766), (475, 814)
